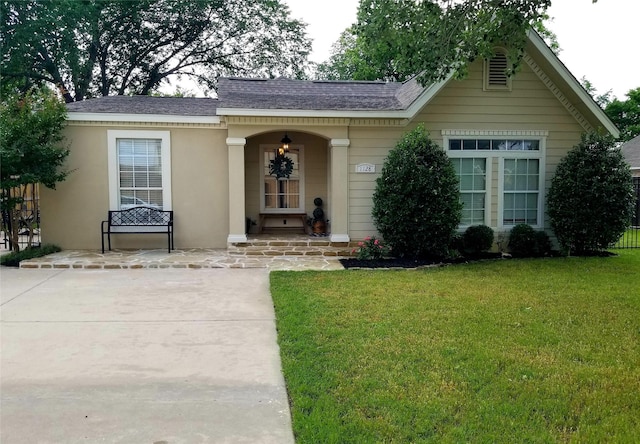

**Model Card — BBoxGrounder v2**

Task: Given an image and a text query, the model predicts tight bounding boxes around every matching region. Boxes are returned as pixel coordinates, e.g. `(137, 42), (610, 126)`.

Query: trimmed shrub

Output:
(508, 224), (537, 257)
(508, 224), (552, 257)
(449, 233), (465, 255)
(463, 225), (494, 254)
(0, 244), (62, 267)
(547, 132), (635, 254)
(534, 231), (552, 256)
(372, 125), (462, 258)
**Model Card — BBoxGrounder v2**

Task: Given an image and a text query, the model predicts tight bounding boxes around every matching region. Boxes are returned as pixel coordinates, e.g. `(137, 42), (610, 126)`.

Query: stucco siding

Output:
(41, 125), (110, 249)
(41, 124), (229, 250)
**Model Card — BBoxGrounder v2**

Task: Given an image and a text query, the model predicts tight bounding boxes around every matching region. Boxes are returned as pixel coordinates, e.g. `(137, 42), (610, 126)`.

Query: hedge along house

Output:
(41, 31), (618, 252)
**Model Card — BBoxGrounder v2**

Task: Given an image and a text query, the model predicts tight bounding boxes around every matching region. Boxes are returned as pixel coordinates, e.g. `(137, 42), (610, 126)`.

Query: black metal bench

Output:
(101, 207), (174, 253)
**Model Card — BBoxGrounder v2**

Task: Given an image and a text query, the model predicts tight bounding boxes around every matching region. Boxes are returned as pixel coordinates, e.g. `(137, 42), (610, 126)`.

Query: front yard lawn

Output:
(271, 250), (640, 443)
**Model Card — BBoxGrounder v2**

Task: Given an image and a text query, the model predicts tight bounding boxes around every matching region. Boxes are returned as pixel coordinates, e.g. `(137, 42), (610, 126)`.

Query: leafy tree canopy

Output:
(0, 87), (70, 251)
(317, 0), (574, 84)
(0, 87), (69, 190)
(1, 0), (312, 102)
(605, 88), (640, 142)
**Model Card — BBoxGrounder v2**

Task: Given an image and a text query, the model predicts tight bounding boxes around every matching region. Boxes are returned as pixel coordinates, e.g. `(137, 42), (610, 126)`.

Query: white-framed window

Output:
(501, 158), (540, 226)
(444, 130), (547, 229)
(260, 144), (304, 212)
(107, 130), (171, 211)
(451, 157), (489, 226)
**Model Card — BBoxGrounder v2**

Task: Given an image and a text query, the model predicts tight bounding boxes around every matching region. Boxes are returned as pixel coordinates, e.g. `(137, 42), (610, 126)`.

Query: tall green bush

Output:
(372, 125), (462, 258)
(547, 132), (634, 254)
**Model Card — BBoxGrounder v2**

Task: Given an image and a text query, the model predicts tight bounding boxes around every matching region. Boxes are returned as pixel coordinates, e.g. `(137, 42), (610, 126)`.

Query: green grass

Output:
(271, 250), (640, 443)
(611, 228), (640, 248)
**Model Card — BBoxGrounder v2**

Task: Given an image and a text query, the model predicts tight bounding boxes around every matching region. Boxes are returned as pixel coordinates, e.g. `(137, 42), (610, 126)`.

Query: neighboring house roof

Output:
(66, 96), (218, 115)
(216, 76), (425, 111)
(621, 135), (640, 169)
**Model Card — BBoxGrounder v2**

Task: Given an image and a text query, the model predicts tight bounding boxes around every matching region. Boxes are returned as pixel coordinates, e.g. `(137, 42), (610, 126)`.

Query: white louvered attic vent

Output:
(484, 51), (511, 91)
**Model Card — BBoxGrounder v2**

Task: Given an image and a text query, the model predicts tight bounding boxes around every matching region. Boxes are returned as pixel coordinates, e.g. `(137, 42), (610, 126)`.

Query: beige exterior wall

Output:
(41, 123), (229, 250)
(347, 57), (587, 241)
(43, 47), (603, 249)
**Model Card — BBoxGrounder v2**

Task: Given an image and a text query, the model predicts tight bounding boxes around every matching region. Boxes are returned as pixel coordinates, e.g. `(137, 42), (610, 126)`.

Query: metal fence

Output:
(1, 184), (41, 251)
(610, 177), (640, 249)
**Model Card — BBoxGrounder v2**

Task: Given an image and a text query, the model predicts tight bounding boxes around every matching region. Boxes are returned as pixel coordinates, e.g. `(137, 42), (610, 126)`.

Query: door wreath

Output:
(269, 155), (294, 179)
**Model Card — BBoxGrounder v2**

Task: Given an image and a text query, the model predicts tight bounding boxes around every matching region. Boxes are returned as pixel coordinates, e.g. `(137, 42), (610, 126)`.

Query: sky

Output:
(284, 0), (639, 100)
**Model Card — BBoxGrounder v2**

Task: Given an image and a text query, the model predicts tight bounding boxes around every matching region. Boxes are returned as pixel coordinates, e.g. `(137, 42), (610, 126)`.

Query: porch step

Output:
(228, 234), (355, 257)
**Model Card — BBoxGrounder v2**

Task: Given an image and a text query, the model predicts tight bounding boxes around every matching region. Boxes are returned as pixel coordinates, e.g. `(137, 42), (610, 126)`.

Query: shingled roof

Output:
(66, 96), (218, 116)
(621, 135), (640, 169)
(217, 77), (426, 111)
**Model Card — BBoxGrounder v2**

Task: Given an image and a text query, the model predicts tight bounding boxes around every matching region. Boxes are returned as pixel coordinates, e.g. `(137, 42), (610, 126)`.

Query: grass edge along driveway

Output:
(271, 251), (640, 443)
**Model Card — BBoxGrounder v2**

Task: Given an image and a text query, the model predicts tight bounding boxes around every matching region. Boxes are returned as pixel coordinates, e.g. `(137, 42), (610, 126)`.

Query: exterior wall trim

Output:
(68, 112), (221, 125)
(526, 30), (619, 138)
(442, 129), (549, 137)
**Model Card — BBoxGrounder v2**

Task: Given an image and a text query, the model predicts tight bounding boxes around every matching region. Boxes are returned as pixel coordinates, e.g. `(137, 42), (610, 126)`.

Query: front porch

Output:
(16, 235), (356, 270)
(228, 234), (355, 257)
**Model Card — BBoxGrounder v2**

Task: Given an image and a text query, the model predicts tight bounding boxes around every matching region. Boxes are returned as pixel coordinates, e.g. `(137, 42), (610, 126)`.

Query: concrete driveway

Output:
(0, 268), (294, 444)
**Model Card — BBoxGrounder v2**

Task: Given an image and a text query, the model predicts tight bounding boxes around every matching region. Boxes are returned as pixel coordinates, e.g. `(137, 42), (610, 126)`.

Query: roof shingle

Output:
(66, 96), (218, 116)
(621, 135), (640, 168)
(216, 77), (426, 111)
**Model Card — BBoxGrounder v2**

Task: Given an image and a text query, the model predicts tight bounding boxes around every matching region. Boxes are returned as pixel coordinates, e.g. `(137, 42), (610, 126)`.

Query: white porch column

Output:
(329, 138), (350, 243)
(227, 137), (247, 243)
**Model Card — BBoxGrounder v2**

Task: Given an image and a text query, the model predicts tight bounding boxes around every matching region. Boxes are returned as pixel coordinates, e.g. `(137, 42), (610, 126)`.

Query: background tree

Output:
(1, 0), (311, 102)
(372, 125), (461, 259)
(547, 132), (634, 255)
(317, 0), (565, 84)
(0, 88), (70, 251)
(604, 88), (640, 142)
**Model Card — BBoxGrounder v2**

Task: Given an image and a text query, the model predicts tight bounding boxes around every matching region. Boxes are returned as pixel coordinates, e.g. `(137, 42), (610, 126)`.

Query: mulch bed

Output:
(340, 250), (616, 269)
(340, 252), (502, 269)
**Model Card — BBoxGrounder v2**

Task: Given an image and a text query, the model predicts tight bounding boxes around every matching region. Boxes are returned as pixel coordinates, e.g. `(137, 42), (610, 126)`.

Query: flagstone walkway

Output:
(18, 248), (346, 271)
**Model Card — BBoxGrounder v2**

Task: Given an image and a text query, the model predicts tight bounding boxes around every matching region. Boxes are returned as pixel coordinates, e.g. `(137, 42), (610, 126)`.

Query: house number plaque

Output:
(355, 163), (376, 173)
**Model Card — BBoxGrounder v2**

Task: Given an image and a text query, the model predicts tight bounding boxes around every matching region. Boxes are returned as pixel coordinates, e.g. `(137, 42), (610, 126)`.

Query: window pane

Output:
(118, 138), (164, 209)
(493, 140), (507, 150)
(473, 175), (485, 191)
(477, 139), (491, 150)
(524, 140), (540, 151)
(120, 172), (133, 187)
(504, 193), (514, 208)
(460, 175), (473, 190)
(528, 160), (539, 174)
(473, 158), (486, 173)
(527, 193), (538, 209)
(263, 148), (301, 210)
(504, 173), (514, 191)
(461, 158), (474, 174)
(450, 139), (462, 150)
(516, 174), (527, 190)
(463, 140), (476, 150)
(516, 159), (528, 174)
